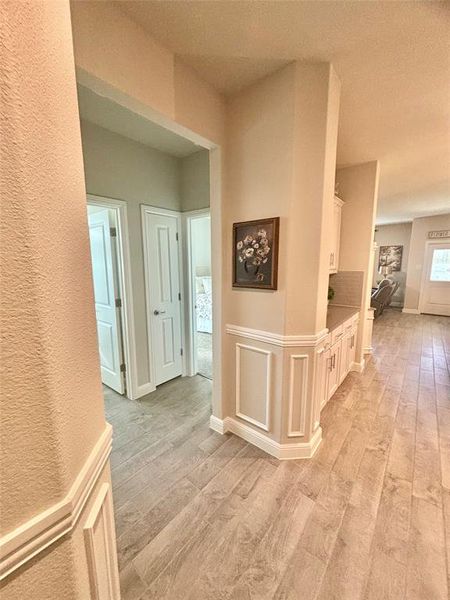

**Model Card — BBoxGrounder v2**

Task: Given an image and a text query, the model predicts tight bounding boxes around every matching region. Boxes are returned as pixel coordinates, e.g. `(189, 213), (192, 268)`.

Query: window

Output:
(430, 248), (450, 282)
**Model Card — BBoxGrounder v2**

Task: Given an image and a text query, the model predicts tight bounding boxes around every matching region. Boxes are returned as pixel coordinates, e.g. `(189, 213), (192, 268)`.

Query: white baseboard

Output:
(209, 414), (228, 435)
(209, 416), (322, 460)
(350, 359), (365, 373)
(402, 308), (420, 315)
(363, 347), (373, 355)
(134, 382), (156, 400)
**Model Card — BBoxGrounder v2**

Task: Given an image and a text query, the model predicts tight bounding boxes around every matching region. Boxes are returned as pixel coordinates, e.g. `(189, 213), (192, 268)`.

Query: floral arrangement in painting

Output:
(236, 229), (271, 281)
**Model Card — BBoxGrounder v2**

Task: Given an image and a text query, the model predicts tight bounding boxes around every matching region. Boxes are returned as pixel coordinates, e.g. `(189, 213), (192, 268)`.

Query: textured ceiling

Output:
(115, 0), (450, 224)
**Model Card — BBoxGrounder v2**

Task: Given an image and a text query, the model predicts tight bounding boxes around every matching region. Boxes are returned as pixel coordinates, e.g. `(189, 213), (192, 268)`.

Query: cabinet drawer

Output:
(331, 324), (344, 345)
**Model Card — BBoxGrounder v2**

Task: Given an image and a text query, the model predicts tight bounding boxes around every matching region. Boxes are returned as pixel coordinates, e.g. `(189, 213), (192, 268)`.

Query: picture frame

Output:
(232, 217), (280, 289)
(378, 245), (403, 272)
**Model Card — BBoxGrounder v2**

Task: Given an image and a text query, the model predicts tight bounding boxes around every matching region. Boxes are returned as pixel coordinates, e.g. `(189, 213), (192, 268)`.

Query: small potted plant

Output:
(328, 286), (335, 304)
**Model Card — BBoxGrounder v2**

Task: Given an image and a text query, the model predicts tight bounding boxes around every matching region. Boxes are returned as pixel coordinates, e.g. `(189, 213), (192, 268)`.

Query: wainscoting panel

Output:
(236, 343), (272, 431)
(84, 483), (120, 600)
(287, 354), (309, 437)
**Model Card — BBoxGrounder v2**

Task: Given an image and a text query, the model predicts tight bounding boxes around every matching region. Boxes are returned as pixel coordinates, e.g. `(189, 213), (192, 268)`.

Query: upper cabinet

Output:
(329, 195), (344, 273)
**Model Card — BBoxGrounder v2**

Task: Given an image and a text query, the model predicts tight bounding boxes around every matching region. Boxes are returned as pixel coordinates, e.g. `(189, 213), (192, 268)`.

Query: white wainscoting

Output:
(0, 424), (113, 580)
(235, 343), (272, 432)
(287, 354), (309, 437)
(84, 483), (120, 600)
(210, 416), (322, 460)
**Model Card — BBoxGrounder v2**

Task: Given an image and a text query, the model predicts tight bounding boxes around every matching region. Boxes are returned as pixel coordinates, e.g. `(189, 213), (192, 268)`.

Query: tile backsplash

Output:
(329, 271), (364, 307)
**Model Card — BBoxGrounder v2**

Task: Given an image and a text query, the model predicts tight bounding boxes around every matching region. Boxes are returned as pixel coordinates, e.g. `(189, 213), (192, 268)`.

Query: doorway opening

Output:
(78, 80), (222, 591)
(186, 211), (212, 380)
(419, 241), (450, 316)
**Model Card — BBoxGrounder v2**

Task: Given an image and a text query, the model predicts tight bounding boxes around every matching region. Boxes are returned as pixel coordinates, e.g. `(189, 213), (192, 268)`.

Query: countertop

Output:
(326, 305), (360, 331)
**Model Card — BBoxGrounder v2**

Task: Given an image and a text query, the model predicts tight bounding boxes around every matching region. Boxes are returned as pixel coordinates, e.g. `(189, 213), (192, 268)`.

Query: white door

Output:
(88, 208), (125, 394)
(420, 242), (450, 316)
(143, 210), (183, 386)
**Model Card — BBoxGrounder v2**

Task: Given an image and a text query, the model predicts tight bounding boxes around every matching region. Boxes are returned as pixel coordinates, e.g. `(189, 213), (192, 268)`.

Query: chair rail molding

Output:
(226, 324), (329, 347)
(0, 423), (113, 580)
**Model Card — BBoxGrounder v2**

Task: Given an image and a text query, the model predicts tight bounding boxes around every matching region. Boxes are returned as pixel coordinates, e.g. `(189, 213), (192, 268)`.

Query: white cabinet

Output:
(329, 196), (344, 274)
(317, 314), (359, 411)
(327, 339), (342, 398)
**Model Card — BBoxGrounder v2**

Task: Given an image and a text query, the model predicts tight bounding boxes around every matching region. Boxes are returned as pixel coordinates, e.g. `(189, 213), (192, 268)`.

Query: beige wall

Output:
(336, 161), (380, 364)
(1, 1), (110, 597)
(225, 64), (296, 336)
(286, 63), (341, 335)
(373, 222), (412, 306)
(404, 213), (450, 311)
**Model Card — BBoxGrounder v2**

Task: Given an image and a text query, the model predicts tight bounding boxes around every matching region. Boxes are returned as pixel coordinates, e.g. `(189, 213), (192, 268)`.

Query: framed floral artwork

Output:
(378, 245), (403, 272)
(232, 217), (280, 289)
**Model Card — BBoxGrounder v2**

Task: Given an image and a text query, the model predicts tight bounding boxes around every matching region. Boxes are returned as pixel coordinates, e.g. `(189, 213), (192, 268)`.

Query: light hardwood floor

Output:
(104, 310), (450, 600)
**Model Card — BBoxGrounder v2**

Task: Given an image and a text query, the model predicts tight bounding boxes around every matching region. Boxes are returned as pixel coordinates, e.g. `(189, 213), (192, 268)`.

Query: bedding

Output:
(196, 276), (212, 333)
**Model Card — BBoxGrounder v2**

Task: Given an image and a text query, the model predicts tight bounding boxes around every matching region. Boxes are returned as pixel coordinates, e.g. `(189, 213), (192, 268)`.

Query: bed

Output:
(195, 274), (212, 333)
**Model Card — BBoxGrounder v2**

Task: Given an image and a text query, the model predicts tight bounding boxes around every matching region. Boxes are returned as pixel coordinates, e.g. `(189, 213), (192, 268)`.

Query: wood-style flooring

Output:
(104, 310), (450, 600)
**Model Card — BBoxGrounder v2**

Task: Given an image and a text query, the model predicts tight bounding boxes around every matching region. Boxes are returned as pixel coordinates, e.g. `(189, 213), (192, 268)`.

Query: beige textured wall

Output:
(404, 213), (450, 311)
(336, 161), (380, 364)
(373, 222), (412, 306)
(1, 1), (108, 596)
(71, 1), (225, 146)
(180, 150), (211, 211)
(225, 64), (295, 335)
(286, 63), (341, 335)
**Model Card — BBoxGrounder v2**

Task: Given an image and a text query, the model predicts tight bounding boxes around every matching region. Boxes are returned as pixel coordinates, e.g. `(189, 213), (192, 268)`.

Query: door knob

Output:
(153, 310), (166, 315)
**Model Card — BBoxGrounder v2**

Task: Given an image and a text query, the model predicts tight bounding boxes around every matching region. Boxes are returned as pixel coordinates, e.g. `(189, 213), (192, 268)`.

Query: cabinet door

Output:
(327, 341), (342, 399)
(348, 329), (357, 368)
(339, 332), (351, 384)
(318, 347), (331, 410)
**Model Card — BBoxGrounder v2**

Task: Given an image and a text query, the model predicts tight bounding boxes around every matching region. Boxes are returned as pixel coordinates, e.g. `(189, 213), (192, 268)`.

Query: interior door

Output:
(88, 208), (125, 394)
(143, 210), (183, 386)
(421, 242), (450, 316)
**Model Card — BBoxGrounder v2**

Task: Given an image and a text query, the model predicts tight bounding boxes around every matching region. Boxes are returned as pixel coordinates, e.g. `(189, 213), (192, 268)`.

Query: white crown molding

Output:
(209, 416), (322, 460)
(226, 324), (329, 347)
(0, 424), (112, 581)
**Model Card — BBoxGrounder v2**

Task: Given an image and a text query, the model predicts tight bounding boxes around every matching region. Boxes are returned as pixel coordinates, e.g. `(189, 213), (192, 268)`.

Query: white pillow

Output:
(202, 276), (212, 293)
(195, 277), (205, 294)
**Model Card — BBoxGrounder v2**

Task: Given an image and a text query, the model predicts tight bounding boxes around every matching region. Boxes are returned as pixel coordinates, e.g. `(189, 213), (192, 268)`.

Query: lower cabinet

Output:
(317, 315), (358, 411)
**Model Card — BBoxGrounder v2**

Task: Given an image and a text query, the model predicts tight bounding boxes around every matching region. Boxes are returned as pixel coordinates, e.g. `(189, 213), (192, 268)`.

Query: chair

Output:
(385, 281), (400, 307)
(371, 283), (395, 318)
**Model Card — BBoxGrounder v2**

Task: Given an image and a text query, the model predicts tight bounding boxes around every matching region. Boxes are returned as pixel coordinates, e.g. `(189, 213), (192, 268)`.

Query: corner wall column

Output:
(0, 2), (118, 596)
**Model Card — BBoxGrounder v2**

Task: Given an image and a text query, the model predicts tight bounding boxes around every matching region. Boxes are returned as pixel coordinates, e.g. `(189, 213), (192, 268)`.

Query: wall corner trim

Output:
(350, 360), (366, 373)
(0, 424), (113, 581)
(225, 324), (329, 347)
(209, 416), (322, 460)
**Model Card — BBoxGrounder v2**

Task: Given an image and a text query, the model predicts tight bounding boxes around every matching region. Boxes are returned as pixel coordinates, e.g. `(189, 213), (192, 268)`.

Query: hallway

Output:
(105, 311), (450, 600)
